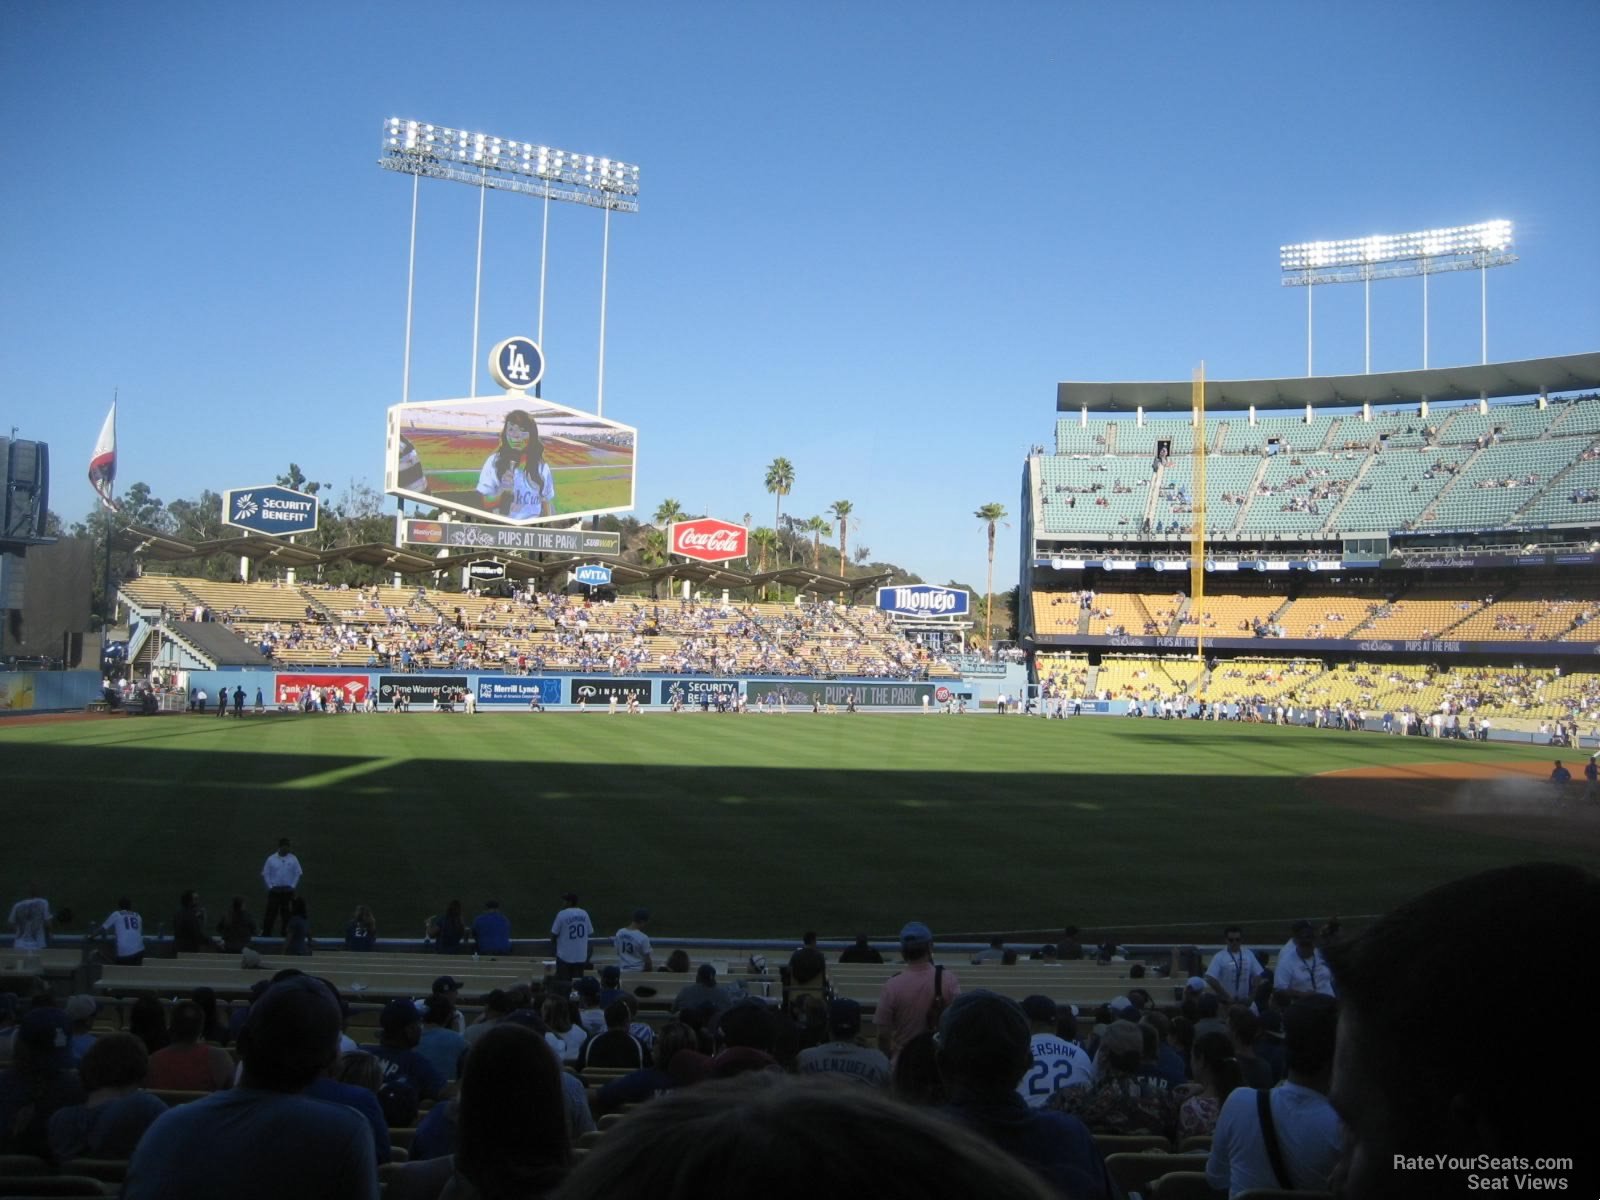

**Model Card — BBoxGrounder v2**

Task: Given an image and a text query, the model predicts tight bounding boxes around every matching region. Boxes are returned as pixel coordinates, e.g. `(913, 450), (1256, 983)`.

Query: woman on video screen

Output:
(476, 409), (555, 519)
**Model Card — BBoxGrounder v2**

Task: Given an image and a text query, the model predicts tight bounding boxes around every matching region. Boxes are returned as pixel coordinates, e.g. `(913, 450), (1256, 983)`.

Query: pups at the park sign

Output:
(223, 485), (320, 535)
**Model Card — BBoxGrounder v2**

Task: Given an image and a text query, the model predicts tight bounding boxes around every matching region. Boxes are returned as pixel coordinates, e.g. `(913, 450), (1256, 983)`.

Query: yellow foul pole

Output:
(1191, 363), (1206, 664)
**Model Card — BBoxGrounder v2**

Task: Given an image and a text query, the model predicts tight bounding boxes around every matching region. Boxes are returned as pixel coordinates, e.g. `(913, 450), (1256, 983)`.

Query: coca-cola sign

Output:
(670, 518), (748, 563)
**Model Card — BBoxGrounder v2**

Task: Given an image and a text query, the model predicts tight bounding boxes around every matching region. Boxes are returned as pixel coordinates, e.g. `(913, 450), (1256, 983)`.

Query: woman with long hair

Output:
(476, 409), (554, 519)
(345, 905), (378, 952)
(428, 899), (466, 954)
(1178, 1030), (1242, 1139)
(284, 898), (312, 956)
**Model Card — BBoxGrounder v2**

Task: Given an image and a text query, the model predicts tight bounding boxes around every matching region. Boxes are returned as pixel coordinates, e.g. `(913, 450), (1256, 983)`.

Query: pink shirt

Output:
(875, 959), (960, 1058)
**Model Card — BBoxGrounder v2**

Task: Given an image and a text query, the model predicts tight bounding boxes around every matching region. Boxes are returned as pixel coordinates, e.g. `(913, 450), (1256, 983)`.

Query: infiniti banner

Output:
(378, 675), (468, 705)
(569, 678), (653, 705)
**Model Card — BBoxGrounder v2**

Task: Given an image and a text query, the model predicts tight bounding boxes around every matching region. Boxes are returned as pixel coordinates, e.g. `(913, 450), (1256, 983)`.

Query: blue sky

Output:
(3, 1), (1597, 591)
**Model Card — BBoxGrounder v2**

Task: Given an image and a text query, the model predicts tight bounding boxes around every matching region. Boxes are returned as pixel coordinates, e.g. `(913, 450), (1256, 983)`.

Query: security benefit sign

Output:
(378, 674), (468, 706)
(569, 678), (652, 706)
(876, 584), (970, 618)
(658, 678), (740, 706)
(476, 676), (562, 707)
(223, 485), (320, 535)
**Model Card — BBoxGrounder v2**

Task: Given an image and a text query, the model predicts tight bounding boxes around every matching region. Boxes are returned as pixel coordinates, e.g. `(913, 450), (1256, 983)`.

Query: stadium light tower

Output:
(1280, 219), (1515, 374)
(378, 118), (641, 414)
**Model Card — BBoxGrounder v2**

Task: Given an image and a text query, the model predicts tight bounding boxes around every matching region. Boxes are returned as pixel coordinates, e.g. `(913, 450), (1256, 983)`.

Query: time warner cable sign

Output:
(876, 584), (970, 617)
(222, 485), (320, 535)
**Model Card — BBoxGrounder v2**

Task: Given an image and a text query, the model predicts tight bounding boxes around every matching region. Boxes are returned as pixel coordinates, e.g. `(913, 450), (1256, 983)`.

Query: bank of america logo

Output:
(234, 493), (258, 520)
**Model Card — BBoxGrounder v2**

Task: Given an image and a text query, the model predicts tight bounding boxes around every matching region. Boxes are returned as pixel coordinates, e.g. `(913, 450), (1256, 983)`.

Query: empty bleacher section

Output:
(1038, 394), (1600, 539)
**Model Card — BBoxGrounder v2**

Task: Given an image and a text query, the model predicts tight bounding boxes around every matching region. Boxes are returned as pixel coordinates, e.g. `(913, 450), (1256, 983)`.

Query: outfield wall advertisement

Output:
(378, 674), (468, 705)
(658, 678), (740, 706)
(569, 678), (652, 705)
(476, 676), (562, 706)
(386, 395), (637, 526)
(276, 673), (369, 706)
(746, 680), (937, 708)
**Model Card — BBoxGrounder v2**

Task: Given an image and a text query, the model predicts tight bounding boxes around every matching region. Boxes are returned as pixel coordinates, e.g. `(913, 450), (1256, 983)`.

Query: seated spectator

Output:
(384, 1023), (572, 1200)
(661, 948), (692, 973)
(148, 1000), (234, 1092)
(1179, 1031), (1241, 1140)
(284, 898), (313, 956)
(312, 1052), (391, 1166)
(541, 996), (587, 1064)
(594, 1021), (699, 1115)
(0, 1008), (85, 1157)
(216, 896), (257, 954)
(344, 905), (377, 952)
(707, 1002), (782, 1080)
(795, 998), (890, 1088)
(122, 976), (378, 1199)
(416, 994), (468, 1082)
(1206, 995), (1340, 1196)
(191, 988), (227, 1044)
(47, 1031), (167, 1162)
(572, 976), (608, 1038)
(1049, 1019), (1177, 1141)
(470, 899), (512, 955)
(1325, 863), (1597, 1200)
(554, 1073), (1061, 1200)
(364, 998), (447, 1108)
(937, 991), (1113, 1200)
(837, 933), (884, 963)
(578, 1000), (646, 1072)
(128, 993), (171, 1055)
(1016, 995), (1094, 1108)
(173, 890), (220, 953)
(463, 988), (516, 1050)
(596, 965), (627, 1009)
(670, 963), (740, 1015)
(1226, 1004), (1274, 1090)
(64, 995), (99, 1063)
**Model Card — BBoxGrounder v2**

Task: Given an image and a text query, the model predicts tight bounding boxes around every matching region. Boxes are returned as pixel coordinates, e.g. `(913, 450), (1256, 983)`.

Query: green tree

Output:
(974, 502), (1008, 643)
(652, 498), (687, 527)
(70, 482), (172, 623)
(828, 499), (853, 575)
(276, 464), (328, 496)
(640, 528), (671, 598)
(750, 527), (779, 598)
(804, 515), (832, 571)
(764, 457), (794, 554)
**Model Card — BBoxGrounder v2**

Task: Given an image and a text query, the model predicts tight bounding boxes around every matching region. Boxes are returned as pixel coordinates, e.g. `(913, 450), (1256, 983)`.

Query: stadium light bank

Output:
(1280, 219), (1515, 376)
(378, 118), (641, 415)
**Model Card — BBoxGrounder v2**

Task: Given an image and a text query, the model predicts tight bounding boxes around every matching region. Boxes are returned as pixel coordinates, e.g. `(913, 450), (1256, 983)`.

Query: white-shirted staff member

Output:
(262, 838), (304, 938)
(1205, 925), (1266, 1002)
(1273, 919), (1336, 999)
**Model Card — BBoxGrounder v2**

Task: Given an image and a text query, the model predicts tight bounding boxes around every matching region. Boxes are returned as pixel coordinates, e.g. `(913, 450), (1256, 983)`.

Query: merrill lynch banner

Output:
(403, 520), (621, 555)
(1042, 634), (1600, 657)
(476, 676), (562, 706)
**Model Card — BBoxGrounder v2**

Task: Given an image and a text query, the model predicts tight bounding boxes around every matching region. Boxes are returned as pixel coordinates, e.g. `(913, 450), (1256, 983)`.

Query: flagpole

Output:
(101, 391), (117, 629)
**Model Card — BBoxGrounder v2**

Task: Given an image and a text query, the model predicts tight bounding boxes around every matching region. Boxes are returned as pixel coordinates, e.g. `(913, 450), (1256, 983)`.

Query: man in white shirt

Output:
(1272, 920), (1335, 999)
(262, 838), (304, 938)
(97, 897), (146, 965)
(613, 908), (654, 973)
(7, 885), (52, 951)
(1207, 995), (1341, 1197)
(1015, 995), (1094, 1108)
(1205, 926), (1265, 1002)
(550, 892), (592, 980)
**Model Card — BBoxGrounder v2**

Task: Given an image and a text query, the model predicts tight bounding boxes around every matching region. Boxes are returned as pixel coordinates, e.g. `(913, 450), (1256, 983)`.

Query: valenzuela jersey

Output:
(1017, 1033), (1096, 1109)
(551, 907), (592, 965)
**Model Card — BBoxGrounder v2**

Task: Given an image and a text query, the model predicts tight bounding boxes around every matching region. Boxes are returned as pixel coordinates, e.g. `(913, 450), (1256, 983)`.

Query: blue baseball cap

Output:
(900, 921), (933, 945)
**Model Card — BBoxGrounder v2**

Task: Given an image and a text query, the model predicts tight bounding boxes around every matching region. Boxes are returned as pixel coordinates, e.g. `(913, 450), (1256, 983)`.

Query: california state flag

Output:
(89, 399), (118, 511)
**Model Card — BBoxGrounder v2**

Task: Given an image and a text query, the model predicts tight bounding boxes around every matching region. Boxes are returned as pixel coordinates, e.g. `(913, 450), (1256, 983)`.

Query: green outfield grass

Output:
(1, 714), (1591, 946)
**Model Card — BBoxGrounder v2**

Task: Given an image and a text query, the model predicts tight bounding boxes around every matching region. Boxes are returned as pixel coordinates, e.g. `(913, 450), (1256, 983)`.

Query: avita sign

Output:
(670, 518), (747, 563)
(876, 584), (971, 617)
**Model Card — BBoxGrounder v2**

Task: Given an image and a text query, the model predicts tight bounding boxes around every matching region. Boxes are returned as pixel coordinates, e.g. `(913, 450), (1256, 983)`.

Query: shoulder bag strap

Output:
(1255, 1087), (1294, 1190)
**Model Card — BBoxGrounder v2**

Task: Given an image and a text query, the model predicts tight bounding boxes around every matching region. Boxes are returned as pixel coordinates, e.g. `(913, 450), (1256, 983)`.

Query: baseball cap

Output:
(18, 1007), (72, 1054)
(1098, 1018), (1144, 1060)
(64, 995), (99, 1023)
(1020, 995), (1057, 1023)
(574, 976), (601, 997)
(380, 997), (422, 1034)
(899, 921), (933, 946)
(431, 975), (462, 994)
(828, 997), (862, 1035)
(632, 908), (650, 922)
(600, 965), (621, 986)
(561, 892), (579, 904)
(1185, 976), (1209, 992)
(1107, 994), (1137, 1019)
(695, 963), (716, 984)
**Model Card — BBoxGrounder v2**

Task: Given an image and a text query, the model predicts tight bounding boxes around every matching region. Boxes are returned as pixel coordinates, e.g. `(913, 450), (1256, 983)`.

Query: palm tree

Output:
(640, 528), (670, 599)
(764, 458), (795, 551)
(750, 527), (779, 599)
(653, 498), (687, 528)
(804, 515), (832, 570)
(828, 499), (853, 574)
(974, 503), (1008, 643)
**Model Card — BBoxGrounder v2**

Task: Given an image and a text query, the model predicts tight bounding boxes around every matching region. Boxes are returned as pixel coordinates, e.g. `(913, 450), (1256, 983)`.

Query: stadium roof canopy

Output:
(1056, 351), (1600, 413)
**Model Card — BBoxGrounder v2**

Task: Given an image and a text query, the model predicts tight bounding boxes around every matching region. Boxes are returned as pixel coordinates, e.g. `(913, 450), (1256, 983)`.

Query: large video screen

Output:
(385, 395), (637, 525)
